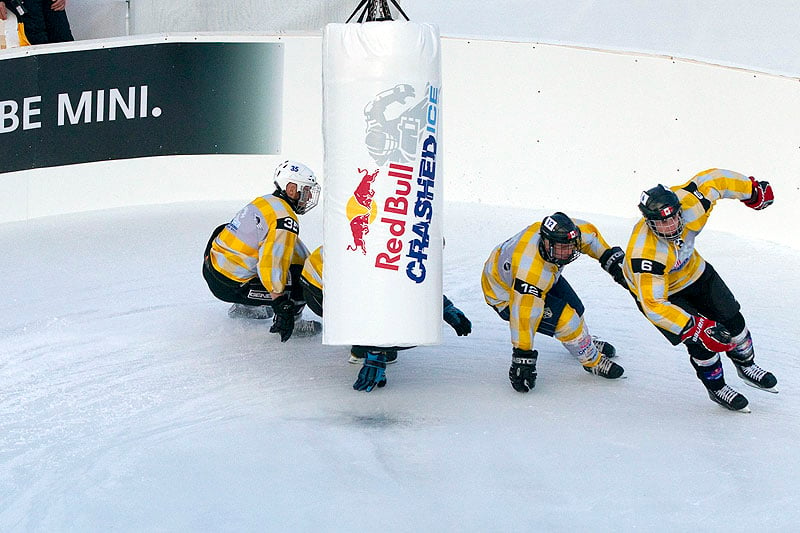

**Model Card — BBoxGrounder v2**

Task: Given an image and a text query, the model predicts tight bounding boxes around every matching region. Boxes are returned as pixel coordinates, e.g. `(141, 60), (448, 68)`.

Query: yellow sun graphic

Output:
(345, 196), (378, 222)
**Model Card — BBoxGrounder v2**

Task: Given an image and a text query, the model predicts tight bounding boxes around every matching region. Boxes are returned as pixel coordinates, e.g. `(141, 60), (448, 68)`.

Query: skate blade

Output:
(292, 322), (322, 338)
(292, 330), (322, 338)
(348, 354), (398, 365)
(741, 380), (779, 394)
(713, 403), (751, 413)
(228, 309), (273, 320)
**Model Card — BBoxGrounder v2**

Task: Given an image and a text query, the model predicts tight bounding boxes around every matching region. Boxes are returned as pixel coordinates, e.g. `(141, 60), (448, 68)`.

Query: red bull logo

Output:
(346, 168), (379, 254)
(340, 84), (439, 285)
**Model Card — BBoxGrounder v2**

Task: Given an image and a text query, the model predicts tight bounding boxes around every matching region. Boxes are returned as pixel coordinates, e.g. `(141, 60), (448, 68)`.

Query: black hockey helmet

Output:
(638, 184), (684, 241)
(538, 212), (582, 266)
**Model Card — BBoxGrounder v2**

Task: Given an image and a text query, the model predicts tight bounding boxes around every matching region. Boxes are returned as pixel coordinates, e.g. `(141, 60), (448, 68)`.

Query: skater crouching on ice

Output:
(300, 245), (472, 392)
(202, 160), (322, 342)
(622, 169), (777, 412)
(482, 212), (628, 392)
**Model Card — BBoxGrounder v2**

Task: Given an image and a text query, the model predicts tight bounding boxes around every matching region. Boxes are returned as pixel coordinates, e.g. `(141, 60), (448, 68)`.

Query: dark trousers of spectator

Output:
(20, 0), (74, 44)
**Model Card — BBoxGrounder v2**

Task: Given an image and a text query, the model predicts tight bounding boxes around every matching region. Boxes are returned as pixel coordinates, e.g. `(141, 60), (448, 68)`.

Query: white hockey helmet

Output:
(273, 160), (320, 214)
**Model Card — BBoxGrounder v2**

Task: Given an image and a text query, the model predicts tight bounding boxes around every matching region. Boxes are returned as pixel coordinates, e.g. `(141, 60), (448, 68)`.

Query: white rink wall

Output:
(441, 39), (800, 248)
(2, 34), (798, 247)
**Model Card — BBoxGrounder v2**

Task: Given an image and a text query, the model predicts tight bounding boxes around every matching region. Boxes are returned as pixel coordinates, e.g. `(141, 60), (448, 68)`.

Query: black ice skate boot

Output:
(583, 355), (624, 379)
(293, 317), (322, 337)
(289, 306), (322, 338)
(726, 328), (778, 392)
(707, 385), (750, 412)
(692, 354), (750, 412)
(565, 332), (622, 378)
(591, 337), (616, 358)
(734, 363), (778, 392)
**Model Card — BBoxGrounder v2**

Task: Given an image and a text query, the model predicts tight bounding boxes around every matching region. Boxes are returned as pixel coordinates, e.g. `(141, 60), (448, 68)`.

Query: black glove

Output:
(600, 246), (627, 289)
(443, 296), (472, 336)
(742, 176), (774, 210)
(353, 351), (388, 392)
(509, 348), (538, 393)
(269, 294), (296, 342)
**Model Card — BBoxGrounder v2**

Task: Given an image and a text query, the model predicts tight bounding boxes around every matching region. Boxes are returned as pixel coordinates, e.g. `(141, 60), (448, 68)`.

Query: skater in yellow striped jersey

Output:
(622, 168), (777, 412)
(300, 245), (472, 392)
(202, 160), (322, 342)
(482, 212), (627, 392)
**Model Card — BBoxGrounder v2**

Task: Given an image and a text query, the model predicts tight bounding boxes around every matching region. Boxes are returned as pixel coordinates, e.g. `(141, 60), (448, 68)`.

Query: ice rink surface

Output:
(2, 201), (798, 531)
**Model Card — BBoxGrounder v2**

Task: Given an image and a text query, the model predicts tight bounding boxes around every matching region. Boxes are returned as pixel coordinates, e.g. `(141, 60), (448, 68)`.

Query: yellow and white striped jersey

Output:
(622, 169), (754, 336)
(482, 218), (614, 351)
(209, 194), (307, 294)
(301, 246), (324, 290)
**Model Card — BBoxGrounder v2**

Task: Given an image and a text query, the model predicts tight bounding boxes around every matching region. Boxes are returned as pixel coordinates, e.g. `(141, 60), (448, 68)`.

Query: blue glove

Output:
(353, 351), (388, 392)
(443, 296), (472, 336)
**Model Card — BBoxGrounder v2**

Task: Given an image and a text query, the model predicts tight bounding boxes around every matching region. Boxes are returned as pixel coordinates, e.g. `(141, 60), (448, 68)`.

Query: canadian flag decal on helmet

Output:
(543, 215), (577, 238)
(660, 206), (674, 216)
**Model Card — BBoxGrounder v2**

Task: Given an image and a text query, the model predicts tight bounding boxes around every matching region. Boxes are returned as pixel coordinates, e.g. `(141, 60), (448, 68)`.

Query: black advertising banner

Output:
(0, 42), (283, 173)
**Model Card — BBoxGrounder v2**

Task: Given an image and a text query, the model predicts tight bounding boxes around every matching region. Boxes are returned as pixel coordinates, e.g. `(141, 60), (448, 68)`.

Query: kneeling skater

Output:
(482, 212), (627, 392)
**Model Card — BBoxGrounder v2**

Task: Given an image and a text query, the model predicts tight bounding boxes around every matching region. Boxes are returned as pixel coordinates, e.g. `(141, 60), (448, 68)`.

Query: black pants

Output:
(299, 277), (323, 317)
(659, 264), (746, 386)
(19, 0), (74, 44)
(637, 263), (743, 347)
(493, 276), (585, 338)
(202, 224), (304, 307)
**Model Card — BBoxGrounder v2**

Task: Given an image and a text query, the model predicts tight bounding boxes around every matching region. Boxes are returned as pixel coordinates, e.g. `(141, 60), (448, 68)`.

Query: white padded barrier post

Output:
(322, 21), (443, 347)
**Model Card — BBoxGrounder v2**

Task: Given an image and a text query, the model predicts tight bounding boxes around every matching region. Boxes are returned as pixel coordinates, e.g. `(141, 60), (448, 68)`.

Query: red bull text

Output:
(346, 84), (439, 284)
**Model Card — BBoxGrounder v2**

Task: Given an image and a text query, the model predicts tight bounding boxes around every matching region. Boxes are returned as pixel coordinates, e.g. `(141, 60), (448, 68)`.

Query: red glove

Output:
(742, 176), (774, 210)
(681, 316), (736, 353)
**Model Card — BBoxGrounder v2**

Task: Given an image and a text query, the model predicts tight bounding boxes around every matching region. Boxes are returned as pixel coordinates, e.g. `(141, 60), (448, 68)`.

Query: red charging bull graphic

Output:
(346, 168), (379, 254)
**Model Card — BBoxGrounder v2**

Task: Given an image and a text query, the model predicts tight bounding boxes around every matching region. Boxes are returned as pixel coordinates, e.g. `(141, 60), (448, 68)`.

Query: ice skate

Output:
(291, 317), (322, 337)
(707, 384), (751, 412)
(583, 355), (624, 379)
(592, 337), (616, 358)
(349, 347), (398, 364)
(227, 303), (274, 320)
(734, 362), (778, 393)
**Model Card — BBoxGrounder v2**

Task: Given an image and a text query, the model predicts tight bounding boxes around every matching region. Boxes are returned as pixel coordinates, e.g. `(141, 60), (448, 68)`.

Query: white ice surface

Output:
(2, 201), (798, 531)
